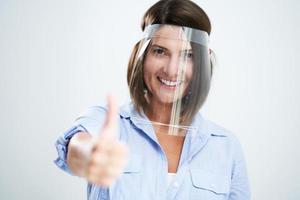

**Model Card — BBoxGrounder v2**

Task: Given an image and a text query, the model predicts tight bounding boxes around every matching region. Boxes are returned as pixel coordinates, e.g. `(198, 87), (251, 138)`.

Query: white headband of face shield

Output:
(142, 24), (209, 47)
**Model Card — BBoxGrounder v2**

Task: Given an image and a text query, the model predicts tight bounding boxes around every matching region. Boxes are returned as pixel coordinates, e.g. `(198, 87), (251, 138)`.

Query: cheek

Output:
(185, 63), (193, 81)
(143, 59), (155, 88)
(143, 60), (150, 81)
(143, 60), (151, 75)
(143, 57), (159, 80)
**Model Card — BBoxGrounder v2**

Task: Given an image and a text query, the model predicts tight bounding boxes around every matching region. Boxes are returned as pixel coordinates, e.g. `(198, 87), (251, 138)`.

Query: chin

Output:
(155, 92), (182, 104)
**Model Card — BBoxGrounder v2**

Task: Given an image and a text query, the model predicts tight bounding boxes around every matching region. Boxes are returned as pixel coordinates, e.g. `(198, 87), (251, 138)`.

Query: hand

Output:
(86, 95), (129, 187)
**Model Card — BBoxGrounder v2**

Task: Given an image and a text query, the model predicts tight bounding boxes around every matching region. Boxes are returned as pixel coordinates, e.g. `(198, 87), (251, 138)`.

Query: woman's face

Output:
(143, 26), (193, 105)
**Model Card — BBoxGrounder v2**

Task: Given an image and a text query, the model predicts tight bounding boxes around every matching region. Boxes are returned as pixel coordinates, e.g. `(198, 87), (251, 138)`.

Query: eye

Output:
(181, 51), (193, 60)
(152, 47), (166, 55)
(186, 52), (193, 58)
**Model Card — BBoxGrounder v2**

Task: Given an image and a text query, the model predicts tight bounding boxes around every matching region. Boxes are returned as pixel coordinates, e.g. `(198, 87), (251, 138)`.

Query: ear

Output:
(209, 48), (212, 55)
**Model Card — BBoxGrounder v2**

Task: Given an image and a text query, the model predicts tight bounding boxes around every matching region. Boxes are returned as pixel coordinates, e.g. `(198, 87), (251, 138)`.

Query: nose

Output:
(163, 55), (183, 78)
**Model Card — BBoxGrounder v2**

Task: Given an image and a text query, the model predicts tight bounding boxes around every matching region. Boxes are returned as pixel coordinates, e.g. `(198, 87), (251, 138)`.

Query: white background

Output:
(0, 0), (299, 199)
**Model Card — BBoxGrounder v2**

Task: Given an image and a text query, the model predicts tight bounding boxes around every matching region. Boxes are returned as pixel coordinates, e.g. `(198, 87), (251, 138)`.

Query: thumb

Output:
(100, 94), (119, 139)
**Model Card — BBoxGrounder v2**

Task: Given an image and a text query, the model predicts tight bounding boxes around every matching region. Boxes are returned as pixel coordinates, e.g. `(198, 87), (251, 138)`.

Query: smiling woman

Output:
(129, 24), (211, 135)
(54, 0), (250, 199)
(130, 24), (210, 136)
(144, 26), (194, 104)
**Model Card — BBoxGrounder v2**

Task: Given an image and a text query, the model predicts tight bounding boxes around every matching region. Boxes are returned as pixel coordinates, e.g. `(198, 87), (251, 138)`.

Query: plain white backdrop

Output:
(0, 0), (299, 199)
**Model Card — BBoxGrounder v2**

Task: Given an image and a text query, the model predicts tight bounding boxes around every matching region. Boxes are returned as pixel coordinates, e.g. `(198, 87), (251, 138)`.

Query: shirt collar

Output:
(119, 102), (228, 138)
(119, 102), (158, 143)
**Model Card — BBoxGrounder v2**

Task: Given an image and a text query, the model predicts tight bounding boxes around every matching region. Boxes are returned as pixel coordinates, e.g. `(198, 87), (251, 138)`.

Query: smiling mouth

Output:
(157, 77), (183, 87)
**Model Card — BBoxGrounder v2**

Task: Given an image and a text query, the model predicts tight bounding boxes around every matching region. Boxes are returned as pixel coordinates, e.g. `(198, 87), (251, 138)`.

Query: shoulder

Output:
(195, 113), (244, 151)
(72, 102), (134, 135)
(194, 113), (233, 137)
(76, 105), (108, 120)
(76, 101), (134, 119)
(71, 105), (107, 135)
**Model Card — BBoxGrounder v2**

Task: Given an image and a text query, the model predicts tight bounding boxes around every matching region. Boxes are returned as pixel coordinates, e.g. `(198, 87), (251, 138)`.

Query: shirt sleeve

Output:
(229, 136), (251, 200)
(53, 106), (107, 175)
(53, 125), (88, 175)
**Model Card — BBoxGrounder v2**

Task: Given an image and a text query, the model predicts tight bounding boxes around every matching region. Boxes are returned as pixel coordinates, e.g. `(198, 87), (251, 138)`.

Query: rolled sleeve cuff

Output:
(54, 125), (88, 175)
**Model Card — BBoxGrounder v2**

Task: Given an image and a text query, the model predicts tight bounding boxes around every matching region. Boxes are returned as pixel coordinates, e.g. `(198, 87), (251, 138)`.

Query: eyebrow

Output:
(151, 44), (192, 52)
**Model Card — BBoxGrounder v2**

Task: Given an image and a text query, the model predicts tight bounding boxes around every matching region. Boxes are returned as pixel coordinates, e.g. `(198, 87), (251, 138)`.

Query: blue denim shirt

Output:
(54, 102), (250, 200)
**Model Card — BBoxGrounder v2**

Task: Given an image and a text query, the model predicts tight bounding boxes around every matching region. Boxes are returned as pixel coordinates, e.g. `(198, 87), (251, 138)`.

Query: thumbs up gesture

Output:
(85, 95), (129, 186)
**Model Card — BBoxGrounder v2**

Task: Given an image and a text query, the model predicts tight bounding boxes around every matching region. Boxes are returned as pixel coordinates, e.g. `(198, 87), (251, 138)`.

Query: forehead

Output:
(151, 25), (192, 49)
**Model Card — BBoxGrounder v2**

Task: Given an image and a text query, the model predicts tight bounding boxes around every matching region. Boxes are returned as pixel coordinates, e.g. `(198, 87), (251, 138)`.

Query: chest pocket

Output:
(111, 154), (142, 200)
(189, 168), (230, 200)
(123, 154), (142, 173)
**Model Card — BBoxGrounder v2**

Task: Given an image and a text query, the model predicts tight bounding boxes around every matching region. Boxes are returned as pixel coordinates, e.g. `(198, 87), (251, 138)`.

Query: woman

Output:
(54, 0), (250, 199)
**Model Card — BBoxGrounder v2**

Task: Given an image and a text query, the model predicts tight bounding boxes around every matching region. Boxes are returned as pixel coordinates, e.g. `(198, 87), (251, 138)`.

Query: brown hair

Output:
(127, 0), (213, 126)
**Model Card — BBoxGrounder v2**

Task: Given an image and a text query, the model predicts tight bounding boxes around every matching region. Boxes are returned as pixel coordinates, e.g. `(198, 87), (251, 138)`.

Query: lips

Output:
(157, 77), (183, 87)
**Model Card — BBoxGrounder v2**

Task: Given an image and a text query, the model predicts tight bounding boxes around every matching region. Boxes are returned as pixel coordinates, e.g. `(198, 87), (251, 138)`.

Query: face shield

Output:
(129, 24), (211, 136)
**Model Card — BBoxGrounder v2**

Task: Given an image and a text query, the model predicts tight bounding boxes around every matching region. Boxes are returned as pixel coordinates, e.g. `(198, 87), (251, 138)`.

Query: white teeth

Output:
(159, 78), (182, 87)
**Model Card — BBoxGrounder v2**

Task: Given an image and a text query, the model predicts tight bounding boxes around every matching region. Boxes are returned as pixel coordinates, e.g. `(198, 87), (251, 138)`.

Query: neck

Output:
(144, 98), (187, 136)
(144, 99), (173, 124)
